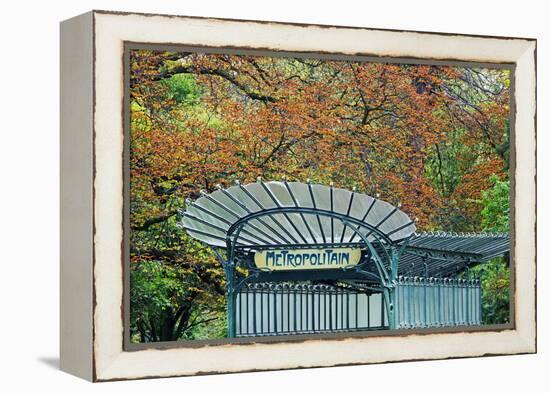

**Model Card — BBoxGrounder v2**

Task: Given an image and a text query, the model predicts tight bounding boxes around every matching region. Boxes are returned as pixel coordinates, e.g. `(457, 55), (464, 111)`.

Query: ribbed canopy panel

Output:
(181, 181), (416, 248)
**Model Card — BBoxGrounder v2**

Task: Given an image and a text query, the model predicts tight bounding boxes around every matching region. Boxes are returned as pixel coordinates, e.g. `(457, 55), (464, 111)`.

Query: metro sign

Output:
(254, 247), (361, 271)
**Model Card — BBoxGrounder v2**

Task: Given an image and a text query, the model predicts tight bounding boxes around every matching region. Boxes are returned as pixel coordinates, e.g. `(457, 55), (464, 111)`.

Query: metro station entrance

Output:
(181, 180), (508, 338)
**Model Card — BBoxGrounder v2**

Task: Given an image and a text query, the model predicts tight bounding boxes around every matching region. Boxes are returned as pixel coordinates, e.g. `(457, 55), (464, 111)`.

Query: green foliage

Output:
(131, 260), (185, 321)
(183, 310), (228, 341)
(129, 212), (227, 342)
(130, 256), (227, 342)
(469, 258), (510, 325)
(162, 73), (202, 106)
(466, 175), (510, 325)
(481, 175), (510, 232)
(425, 128), (508, 232)
(424, 128), (473, 231)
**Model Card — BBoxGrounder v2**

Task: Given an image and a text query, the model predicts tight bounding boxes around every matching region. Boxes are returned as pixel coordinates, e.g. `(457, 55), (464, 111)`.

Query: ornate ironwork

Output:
(180, 180), (509, 338)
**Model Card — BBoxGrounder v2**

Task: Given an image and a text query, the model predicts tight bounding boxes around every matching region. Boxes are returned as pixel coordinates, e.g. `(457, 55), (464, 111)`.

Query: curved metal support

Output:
(342, 220), (390, 284)
(346, 261), (384, 283)
(224, 225), (245, 338)
(339, 219), (397, 329)
(211, 246), (227, 267)
(234, 273), (260, 293)
(368, 230), (393, 273)
(226, 207), (394, 246)
(222, 207), (403, 335)
(396, 234), (413, 258)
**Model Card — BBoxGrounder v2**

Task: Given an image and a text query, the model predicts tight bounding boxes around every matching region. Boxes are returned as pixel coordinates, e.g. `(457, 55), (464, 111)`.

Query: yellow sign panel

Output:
(254, 247), (361, 271)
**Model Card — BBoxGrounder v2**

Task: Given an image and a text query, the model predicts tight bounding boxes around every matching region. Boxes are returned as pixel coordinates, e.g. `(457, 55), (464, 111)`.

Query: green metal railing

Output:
(395, 276), (481, 328)
(235, 283), (387, 337)
(234, 277), (481, 337)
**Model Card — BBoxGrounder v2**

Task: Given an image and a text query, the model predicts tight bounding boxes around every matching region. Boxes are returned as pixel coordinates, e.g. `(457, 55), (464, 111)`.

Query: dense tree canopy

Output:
(129, 50), (511, 342)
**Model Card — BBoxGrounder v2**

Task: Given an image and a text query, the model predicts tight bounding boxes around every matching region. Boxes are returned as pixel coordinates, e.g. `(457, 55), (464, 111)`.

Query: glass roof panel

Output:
(180, 181), (416, 248)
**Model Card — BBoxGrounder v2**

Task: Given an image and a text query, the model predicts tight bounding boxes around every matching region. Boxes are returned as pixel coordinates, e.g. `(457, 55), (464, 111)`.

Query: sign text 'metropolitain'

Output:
(254, 247), (361, 271)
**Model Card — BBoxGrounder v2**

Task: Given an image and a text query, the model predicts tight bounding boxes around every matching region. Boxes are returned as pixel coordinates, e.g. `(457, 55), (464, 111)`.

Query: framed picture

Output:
(60, 10), (536, 381)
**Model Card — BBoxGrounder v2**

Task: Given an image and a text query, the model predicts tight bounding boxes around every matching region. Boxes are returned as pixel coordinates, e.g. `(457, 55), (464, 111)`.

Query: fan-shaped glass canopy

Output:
(181, 181), (416, 249)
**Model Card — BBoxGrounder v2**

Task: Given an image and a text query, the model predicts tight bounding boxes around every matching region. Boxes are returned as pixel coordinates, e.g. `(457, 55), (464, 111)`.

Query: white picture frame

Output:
(60, 10), (536, 381)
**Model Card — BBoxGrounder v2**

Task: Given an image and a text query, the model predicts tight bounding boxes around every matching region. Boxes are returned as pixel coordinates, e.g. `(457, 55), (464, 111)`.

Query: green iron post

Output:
(225, 263), (237, 338)
(224, 225), (244, 339)
(388, 247), (400, 330)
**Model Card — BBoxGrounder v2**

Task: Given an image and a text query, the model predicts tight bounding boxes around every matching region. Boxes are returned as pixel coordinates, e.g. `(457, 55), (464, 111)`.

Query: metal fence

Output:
(395, 276), (481, 329)
(235, 283), (387, 337)
(235, 277), (481, 337)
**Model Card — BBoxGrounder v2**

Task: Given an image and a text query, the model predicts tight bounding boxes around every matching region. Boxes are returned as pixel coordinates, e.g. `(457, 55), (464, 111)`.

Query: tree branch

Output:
(157, 63), (278, 103)
(131, 211), (177, 231)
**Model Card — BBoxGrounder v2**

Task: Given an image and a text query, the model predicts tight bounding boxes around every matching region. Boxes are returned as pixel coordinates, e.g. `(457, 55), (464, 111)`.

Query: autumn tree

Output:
(129, 50), (511, 341)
